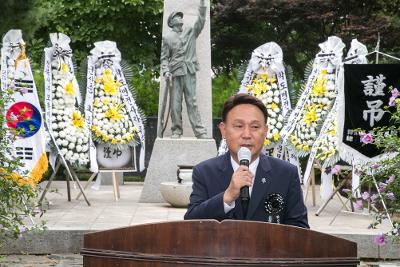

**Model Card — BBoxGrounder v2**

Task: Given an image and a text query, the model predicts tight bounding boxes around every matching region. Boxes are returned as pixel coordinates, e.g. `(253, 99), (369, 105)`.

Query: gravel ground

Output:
(0, 254), (82, 267)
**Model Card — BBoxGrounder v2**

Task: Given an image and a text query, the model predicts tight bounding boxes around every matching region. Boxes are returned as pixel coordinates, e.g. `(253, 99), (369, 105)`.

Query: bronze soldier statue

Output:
(160, 0), (208, 139)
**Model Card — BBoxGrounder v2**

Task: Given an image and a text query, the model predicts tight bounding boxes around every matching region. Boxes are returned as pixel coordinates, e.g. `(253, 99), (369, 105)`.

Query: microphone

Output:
(238, 147), (251, 217)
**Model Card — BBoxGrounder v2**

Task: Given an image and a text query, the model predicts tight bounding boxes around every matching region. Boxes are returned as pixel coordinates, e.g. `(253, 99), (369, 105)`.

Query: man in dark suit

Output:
(184, 94), (309, 228)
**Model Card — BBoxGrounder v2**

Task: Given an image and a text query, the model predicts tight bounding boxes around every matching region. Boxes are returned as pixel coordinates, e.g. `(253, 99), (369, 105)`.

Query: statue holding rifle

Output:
(159, 0), (208, 139)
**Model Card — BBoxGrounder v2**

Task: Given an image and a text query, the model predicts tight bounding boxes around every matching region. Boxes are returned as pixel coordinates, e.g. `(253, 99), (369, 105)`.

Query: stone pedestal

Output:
(139, 138), (216, 203)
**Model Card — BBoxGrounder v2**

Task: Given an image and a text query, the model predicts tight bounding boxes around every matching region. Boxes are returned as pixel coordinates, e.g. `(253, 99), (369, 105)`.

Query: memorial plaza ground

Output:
(0, 180), (399, 266)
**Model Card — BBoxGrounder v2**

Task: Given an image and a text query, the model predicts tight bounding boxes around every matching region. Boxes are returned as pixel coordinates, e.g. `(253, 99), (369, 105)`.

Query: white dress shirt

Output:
(223, 156), (260, 213)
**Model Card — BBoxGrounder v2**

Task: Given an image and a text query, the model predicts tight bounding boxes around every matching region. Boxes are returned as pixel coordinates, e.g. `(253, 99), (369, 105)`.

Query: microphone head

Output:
(238, 147), (251, 162)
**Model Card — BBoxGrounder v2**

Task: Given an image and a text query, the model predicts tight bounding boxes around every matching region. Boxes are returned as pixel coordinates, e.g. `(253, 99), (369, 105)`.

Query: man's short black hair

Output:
(221, 94), (268, 123)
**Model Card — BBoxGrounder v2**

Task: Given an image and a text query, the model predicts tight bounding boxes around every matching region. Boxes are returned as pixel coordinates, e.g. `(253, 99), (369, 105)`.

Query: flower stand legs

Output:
(38, 156), (91, 207)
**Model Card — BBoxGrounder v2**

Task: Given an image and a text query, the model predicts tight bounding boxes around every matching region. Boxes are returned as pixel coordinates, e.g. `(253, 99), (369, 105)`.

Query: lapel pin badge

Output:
(261, 177), (267, 184)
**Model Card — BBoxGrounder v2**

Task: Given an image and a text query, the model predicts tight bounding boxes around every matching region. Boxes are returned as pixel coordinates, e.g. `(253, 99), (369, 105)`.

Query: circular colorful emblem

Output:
(6, 102), (42, 138)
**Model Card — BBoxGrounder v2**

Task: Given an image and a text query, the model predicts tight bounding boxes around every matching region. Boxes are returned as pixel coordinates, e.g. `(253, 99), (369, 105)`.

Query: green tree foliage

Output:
(3, 0), (400, 116)
(211, 0), (400, 79)
(131, 65), (160, 117)
(1, 0), (164, 116)
(212, 69), (240, 118)
(0, 0), (42, 40)
(34, 0), (163, 66)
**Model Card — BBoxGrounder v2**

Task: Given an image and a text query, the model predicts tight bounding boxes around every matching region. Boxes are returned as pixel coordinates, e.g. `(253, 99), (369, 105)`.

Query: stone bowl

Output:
(160, 181), (193, 208)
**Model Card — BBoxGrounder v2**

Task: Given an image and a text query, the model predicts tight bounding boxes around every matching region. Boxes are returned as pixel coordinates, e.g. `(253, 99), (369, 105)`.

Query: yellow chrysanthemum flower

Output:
(312, 83), (326, 96)
(111, 138), (117, 145)
(95, 129), (102, 137)
(91, 125), (97, 131)
(102, 135), (110, 142)
(268, 77), (276, 84)
(264, 139), (271, 146)
(304, 105), (318, 125)
(253, 82), (265, 95)
(61, 63), (69, 74)
(102, 68), (120, 95)
(260, 74), (268, 81)
(72, 111), (85, 128)
(105, 104), (123, 121)
(290, 135), (298, 145)
(273, 132), (280, 141)
(104, 69), (112, 75)
(125, 133), (133, 141)
(101, 98), (109, 105)
(93, 99), (101, 108)
(65, 81), (75, 95)
(312, 69), (327, 97)
(120, 140), (126, 145)
(103, 81), (118, 95)
(271, 102), (278, 110)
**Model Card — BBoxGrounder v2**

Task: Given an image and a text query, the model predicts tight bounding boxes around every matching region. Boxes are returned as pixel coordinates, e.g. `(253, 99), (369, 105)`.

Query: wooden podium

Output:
(81, 220), (359, 266)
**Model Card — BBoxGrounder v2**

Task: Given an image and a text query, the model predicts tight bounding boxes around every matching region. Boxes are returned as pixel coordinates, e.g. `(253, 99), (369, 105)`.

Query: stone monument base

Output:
(139, 137), (217, 203)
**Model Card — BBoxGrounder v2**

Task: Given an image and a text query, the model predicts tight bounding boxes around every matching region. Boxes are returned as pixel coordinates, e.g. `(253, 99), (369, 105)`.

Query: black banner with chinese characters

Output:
(343, 64), (400, 158)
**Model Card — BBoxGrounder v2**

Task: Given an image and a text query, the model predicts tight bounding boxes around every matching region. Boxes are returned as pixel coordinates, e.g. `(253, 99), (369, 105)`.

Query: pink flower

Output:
(392, 88), (399, 98)
(362, 191), (370, 200)
(386, 192), (395, 201)
(360, 133), (373, 144)
(386, 175), (395, 184)
(370, 194), (378, 204)
(374, 234), (386, 246)
(389, 88), (399, 106)
(354, 168), (362, 176)
(389, 96), (396, 107)
(331, 165), (342, 175)
(19, 225), (26, 233)
(379, 182), (387, 193)
(353, 200), (363, 210)
(371, 163), (380, 170)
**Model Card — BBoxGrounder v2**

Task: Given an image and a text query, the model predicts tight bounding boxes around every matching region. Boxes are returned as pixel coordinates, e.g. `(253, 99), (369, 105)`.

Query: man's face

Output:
(219, 104), (268, 163)
(171, 16), (183, 32)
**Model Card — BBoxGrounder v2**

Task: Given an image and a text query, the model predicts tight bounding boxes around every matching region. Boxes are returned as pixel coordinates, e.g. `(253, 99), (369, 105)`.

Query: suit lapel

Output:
(217, 152), (233, 195)
(246, 154), (272, 219)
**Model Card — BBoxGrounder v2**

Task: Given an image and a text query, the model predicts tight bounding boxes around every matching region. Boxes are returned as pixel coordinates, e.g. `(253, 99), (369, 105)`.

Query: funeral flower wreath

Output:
(289, 67), (336, 156)
(50, 61), (90, 166)
(90, 67), (137, 146)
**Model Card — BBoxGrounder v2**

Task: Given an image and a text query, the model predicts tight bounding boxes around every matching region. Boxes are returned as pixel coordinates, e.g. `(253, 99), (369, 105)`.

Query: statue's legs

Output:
(171, 75), (184, 136)
(183, 73), (207, 138)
